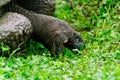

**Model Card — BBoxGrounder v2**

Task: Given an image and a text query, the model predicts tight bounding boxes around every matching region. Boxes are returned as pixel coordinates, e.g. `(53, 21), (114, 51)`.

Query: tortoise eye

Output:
(74, 33), (80, 42)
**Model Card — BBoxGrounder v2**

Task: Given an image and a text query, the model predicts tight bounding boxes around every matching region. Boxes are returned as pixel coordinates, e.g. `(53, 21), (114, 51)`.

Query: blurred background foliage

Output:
(55, 0), (120, 30)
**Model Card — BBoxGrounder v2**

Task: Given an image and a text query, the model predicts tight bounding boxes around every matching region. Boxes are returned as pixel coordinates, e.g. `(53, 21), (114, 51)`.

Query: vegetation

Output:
(0, 0), (120, 79)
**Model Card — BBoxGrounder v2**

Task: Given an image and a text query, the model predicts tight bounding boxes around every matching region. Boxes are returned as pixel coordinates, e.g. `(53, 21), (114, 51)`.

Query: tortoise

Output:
(0, 0), (85, 55)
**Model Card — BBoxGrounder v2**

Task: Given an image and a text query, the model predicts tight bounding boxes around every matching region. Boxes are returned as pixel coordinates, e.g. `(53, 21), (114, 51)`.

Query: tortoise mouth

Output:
(63, 40), (85, 50)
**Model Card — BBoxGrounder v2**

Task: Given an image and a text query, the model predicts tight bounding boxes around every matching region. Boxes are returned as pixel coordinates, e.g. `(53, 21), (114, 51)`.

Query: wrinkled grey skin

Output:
(0, 12), (32, 54)
(9, 4), (85, 54)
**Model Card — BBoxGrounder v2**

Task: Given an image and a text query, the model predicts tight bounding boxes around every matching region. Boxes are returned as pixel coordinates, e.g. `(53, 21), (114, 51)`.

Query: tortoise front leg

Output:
(0, 12), (32, 55)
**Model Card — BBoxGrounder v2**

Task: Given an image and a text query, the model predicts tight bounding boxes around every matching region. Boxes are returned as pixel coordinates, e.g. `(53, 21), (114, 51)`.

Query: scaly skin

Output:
(0, 12), (32, 54)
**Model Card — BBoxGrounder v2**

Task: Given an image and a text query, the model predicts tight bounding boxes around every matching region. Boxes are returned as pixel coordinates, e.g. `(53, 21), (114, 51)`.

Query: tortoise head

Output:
(64, 32), (85, 51)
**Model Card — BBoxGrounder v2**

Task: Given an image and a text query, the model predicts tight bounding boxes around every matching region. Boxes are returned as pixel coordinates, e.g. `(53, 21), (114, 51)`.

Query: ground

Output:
(0, 0), (120, 79)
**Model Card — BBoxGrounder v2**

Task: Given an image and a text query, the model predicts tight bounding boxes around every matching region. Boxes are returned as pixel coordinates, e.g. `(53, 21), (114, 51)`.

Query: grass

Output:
(0, 0), (120, 79)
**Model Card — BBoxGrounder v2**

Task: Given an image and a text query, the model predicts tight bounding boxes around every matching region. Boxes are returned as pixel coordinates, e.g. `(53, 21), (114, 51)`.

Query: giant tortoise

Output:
(0, 0), (85, 55)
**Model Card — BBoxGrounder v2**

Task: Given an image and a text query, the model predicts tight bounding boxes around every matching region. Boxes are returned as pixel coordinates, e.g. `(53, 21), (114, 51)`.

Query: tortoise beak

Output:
(73, 42), (85, 50)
